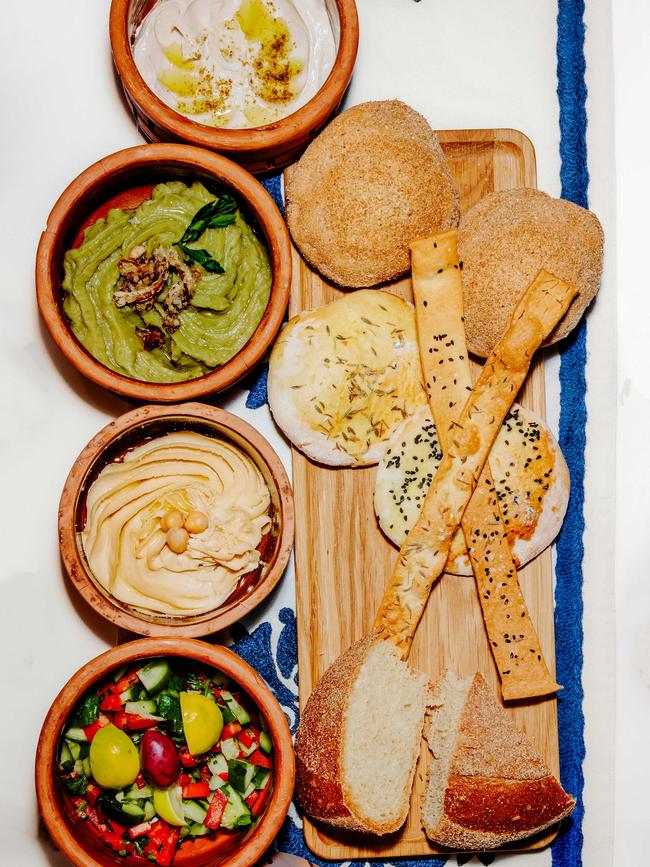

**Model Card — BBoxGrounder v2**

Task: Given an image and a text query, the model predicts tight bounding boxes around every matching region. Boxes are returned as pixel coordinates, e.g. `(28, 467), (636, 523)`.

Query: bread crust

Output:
(285, 100), (460, 288)
(435, 775), (575, 850)
(294, 634), (381, 832)
(422, 672), (575, 849)
(459, 188), (604, 357)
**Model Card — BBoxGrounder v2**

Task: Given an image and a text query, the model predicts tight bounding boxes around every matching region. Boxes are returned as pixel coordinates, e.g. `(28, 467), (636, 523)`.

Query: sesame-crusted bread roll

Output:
(285, 100), (460, 287)
(459, 188), (603, 357)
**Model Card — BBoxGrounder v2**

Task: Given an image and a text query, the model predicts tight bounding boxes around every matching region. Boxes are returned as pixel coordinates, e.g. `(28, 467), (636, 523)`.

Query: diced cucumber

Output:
(243, 782), (256, 800)
(66, 740), (82, 761)
(73, 759), (84, 776)
(125, 785), (153, 800)
(59, 742), (73, 768)
(208, 754), (228, 777)
(252, 768), (271, 790)
(119, 685), (139, 702)
(125, 700), (158, 717)
(259, 731), (273, 754)
(209, 774), (227, 791)
(116, 791), (126, 803)
(183, 800), (207, 825)
(121, 801), (145, 819)
(220, 785), (252, 830)
(143, 800), (155, 822)
(228, 759), (256, 794)
(220, 738), (240, 762)
(78, 743), (90, 759)
(82, 757), (92, 779)
(136, 660), (171, 695)
(64, 727), (88, 743)
(220, 691), (251, 726)
(219, 704), (237, 725)
(187, 822), (211, 837)
(112, 664), (128, 683)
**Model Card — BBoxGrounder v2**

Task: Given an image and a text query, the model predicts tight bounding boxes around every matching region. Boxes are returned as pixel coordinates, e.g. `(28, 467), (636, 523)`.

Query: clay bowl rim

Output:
(58, 402), (295, 637)
(109, 0), (359, 162)
(35, 143), (292, 402)
(35, 636), (296, 867)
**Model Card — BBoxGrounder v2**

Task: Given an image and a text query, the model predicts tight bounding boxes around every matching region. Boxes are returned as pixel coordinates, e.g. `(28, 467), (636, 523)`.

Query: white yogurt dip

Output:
(133, 0), (336, 129)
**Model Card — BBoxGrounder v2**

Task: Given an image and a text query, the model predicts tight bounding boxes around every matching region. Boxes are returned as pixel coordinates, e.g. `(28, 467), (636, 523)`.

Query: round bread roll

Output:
(374, 403), (569, 574)
(458, 188), (604, 357)
(268, 290), (427, 467)
(285, 100), (460, 288)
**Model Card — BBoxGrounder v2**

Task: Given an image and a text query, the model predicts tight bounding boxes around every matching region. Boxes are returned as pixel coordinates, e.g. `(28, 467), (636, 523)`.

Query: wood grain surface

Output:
(288, 129), (561, 858)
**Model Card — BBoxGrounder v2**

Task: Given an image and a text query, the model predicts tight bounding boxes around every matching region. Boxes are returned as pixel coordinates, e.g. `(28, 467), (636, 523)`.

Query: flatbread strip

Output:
(373, 268), (576, 657)
(410, 230), (560, 700)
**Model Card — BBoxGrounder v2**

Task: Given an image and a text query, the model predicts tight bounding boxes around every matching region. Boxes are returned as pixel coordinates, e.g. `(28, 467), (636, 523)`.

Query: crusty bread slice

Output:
(422, 671), (575, 849)
(295, 635), (431, 833)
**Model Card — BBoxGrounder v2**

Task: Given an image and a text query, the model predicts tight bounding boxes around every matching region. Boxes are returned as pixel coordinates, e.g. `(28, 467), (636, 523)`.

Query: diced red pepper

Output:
(156, 828), (180, 867)
(245, 791), (258, 809)
(210, 685), (222, 700)
(110, 671), (139, 695)
(182, 782), (210, 799)
(238, 729), (255, 749)
(147, 820), (170, 845)
(248, 726), (261, 745)
(113, 711), (159, 731)
(128, 820), (152, 839)
(84, 806), (108, 832)
(221, 721), (242, 740)
(178, 773), (192, 787)
(99, 830), (128, 852)
(204, 788), (228, 830)
(179, 747), (198, 767)
(251, 783), (271, 817)
(108, 818), (127, 836)
(218, 772), (229, 781)
(248, 749), (272, 769)
(83, 713), (110, 742)
(85, 782), (101, 806)
(136, 772), (146, 789)
(199, 764), (211, 782)
(100, 694), (123, 712)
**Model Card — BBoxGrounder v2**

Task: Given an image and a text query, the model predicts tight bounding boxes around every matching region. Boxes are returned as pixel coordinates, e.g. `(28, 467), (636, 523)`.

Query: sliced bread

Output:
(422, 671), (575, 849)
(295, 635), (432, 834)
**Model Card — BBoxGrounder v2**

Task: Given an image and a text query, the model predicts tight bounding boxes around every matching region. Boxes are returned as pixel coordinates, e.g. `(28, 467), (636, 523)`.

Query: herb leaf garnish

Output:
(177, 194), (237, 246)
(177, 244), (226, 274)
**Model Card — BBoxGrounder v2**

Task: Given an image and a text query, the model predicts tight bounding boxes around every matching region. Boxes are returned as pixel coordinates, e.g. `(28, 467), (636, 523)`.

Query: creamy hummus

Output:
(133, 0), (336, 128)
(82, 431), (271, 615)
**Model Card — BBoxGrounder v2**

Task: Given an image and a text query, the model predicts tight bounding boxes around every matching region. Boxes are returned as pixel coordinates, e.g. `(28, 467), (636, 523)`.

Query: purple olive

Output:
(139, 730), (179, 788)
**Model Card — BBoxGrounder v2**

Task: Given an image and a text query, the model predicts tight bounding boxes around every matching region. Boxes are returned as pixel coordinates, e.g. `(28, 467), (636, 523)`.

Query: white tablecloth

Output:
(0, 0), (632, 863)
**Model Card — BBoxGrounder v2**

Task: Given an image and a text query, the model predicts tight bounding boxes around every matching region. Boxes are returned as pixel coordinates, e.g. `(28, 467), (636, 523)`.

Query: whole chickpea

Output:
(185, 511), (209, 534)
(161, 510), (184, 531)
(166, 527), (189, 554)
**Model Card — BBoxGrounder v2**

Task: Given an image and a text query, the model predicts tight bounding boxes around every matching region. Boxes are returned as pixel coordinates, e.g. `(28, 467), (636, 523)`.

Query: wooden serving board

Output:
(288, 129), (561, 859)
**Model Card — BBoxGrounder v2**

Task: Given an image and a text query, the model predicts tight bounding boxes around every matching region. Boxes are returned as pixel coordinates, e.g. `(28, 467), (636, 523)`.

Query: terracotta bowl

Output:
(36, 144), (291, 402)
(109, 0), (359, 174)
(59, 402), (294, 637)
(36, 637), (295, 867)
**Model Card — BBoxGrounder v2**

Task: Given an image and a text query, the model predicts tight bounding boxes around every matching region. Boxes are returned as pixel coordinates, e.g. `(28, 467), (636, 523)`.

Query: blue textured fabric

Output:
(245, 172), (285, 409)
(552, 1), (589, 865)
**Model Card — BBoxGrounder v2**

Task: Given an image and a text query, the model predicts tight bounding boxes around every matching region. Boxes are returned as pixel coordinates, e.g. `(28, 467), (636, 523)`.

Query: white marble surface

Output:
(0, 0), (627, 863)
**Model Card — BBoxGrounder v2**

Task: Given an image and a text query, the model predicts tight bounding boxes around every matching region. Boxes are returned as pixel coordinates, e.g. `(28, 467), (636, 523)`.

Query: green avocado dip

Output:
(62, 181), (272, 383)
